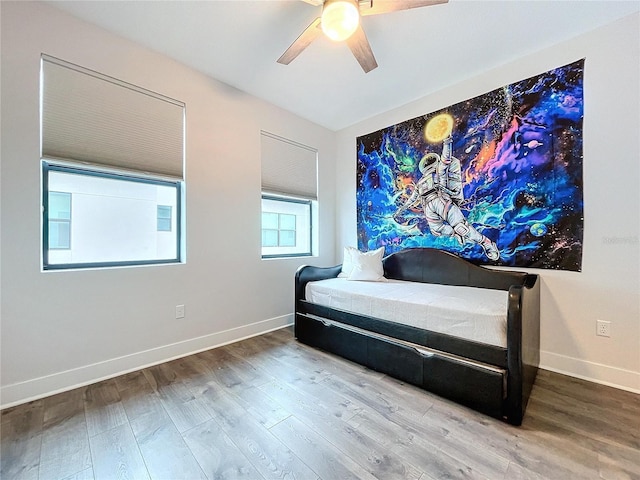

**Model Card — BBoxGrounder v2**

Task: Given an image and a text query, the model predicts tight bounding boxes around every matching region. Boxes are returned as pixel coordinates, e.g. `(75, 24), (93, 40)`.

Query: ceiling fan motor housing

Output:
(321, 0), (361, 42)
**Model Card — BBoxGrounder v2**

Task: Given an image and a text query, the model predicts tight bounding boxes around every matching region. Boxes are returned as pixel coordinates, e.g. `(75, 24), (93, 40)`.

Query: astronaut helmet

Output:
(419, 153), (439, 174)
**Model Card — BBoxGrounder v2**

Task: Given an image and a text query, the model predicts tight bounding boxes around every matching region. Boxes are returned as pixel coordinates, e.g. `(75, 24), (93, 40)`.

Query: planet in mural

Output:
(529, 223), (548, 237)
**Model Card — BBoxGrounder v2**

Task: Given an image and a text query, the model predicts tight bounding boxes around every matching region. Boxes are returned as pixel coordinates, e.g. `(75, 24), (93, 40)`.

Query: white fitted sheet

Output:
(305, 278), (509, 347)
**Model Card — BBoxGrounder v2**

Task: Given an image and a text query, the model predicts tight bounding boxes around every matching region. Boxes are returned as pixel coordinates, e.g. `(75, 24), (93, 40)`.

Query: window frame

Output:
(42, 161), (182, 270)
(261, 194), (312, 259)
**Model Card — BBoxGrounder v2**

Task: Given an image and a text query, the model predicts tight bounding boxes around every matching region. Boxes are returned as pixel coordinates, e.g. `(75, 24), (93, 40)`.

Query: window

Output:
(157, 205), (172, 232)
(48, 192), (71, 249)
(260, 131), (317, 258)
(41, 55), (185, 270)
(262, 211), (296, 247)
(261, 196), (312, 258)
(43, 163), (181, 269)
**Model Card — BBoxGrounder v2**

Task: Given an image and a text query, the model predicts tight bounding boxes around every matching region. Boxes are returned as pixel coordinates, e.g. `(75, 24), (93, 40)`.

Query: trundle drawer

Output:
(295, 313), (506, 418)
(419, 348), (505, 418)
(295, 313), (369, 366)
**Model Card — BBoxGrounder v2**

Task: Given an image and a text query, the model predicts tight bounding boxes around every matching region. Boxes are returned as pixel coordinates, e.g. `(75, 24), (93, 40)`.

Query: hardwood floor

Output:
(2, 327), (639, 480)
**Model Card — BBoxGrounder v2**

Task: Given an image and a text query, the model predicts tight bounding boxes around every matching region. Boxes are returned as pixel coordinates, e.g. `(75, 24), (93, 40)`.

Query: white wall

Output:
(336, 14), (640, 393)
(0, 1), (336, 407)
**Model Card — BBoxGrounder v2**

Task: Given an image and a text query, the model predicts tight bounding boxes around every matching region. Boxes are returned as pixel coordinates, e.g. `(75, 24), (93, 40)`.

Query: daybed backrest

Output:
(382, 248), (528, 291)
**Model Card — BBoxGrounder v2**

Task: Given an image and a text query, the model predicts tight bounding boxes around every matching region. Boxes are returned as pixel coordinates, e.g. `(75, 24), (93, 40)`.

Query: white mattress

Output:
(305, 278), (509, 347)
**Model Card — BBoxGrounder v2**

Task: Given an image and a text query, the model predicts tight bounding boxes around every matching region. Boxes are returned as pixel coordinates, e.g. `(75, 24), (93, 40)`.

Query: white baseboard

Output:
(540, 350), (640, 394)
(4, 328), (636, 409)
(0, 315), (293, 410)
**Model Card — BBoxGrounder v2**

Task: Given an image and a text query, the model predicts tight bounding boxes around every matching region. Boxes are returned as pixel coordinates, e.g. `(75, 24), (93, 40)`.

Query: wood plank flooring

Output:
(2, 327), (639, 480)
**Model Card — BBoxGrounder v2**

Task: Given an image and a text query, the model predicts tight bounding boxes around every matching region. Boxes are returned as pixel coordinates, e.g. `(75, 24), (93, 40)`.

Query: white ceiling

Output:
(48, 0), (639, 131)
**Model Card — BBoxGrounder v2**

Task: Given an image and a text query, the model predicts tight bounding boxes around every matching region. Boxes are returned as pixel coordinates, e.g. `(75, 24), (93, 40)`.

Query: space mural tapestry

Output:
(356, 59), (584, 271)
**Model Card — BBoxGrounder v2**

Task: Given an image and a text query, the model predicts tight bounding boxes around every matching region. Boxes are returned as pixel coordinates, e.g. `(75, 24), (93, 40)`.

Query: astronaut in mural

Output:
(394, 133), (500, 261)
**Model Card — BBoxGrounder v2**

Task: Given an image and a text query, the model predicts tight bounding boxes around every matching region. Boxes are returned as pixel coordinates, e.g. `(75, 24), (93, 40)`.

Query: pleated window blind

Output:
(41, 55), (185, 179)
(260, 131), (318, 200)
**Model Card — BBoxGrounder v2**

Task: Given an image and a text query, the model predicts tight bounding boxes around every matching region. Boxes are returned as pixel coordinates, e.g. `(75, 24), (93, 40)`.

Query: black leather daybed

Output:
(294, 247), (540, 425)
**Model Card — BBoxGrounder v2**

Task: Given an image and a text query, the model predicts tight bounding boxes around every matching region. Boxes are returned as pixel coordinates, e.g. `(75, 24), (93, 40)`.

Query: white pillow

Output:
(346, 247), (386, 282)
(338, 246), (358, 278)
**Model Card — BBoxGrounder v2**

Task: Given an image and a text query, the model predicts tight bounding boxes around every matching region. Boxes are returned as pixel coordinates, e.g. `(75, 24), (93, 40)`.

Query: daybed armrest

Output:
(505, 273), (540, 425)
(295, 264), (342, 303)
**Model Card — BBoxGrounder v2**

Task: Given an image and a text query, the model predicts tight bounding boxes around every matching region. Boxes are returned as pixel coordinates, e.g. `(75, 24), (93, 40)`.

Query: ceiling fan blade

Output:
(359, 0), (448, 16)
(346, 24), (378, 73)
(277, 17), (323, 65)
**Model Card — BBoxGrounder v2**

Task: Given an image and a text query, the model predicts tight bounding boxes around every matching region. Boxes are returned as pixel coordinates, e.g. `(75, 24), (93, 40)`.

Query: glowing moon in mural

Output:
(425, 114), (454, 143)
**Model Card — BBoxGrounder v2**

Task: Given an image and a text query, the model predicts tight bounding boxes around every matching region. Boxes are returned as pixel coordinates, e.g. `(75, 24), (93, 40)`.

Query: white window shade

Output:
(261, 131), (318, 200)
(41, 55), (185, 179)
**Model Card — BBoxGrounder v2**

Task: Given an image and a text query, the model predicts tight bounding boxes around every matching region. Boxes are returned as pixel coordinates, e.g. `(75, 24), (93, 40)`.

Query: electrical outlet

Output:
(175, 304), (185, 319)
(596, 319), (610, 337)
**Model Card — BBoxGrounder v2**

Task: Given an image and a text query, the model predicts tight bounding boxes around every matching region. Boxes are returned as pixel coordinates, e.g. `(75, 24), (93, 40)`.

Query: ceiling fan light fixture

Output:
(321, 0), (360, 42)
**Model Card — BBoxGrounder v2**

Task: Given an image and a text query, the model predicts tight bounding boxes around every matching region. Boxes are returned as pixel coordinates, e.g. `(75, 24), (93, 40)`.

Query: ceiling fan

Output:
(277, 0), (448, 73)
